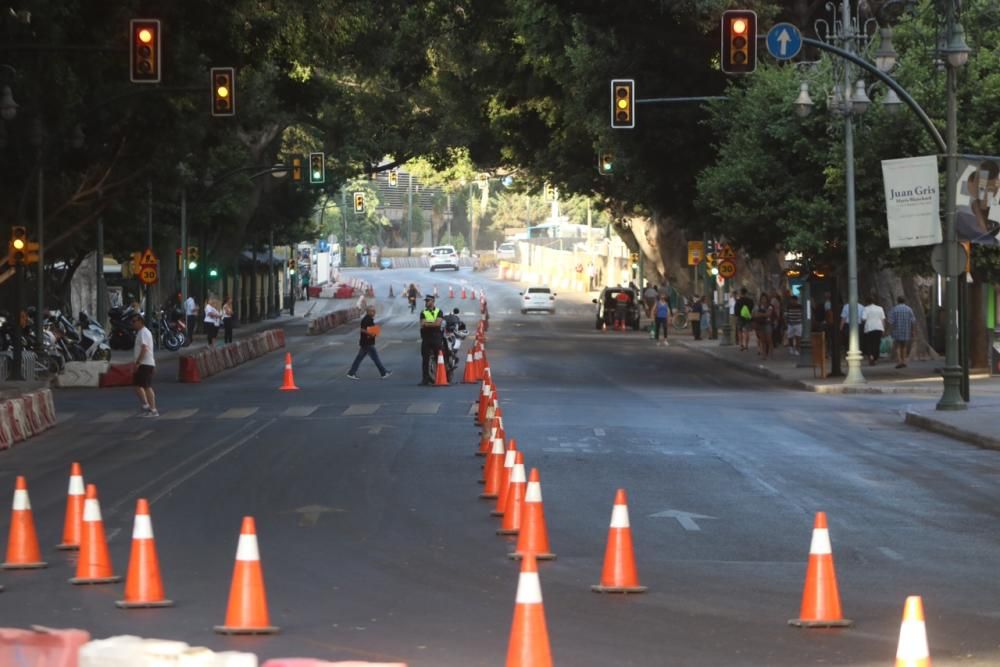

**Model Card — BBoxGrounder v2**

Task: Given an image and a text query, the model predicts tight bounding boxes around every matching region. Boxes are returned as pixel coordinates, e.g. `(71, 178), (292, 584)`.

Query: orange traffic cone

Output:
(511, 469), (556, 561)
(70, 484), (121, 584)
(506, 554), (553, 667)
(461, 287), (467, 299)
(478, 414), (497, 457)
(116, 498), (173, 608)
(2, 476), (47, 569)
(214, 516), (279, 635)
(449, 286), (455, 299)
(474, 345), (485, 381)
(481, 437), (506, 498)
(788, 511), (852, 627)
(279, 352), (299, 391)
(492, 439), (519, 516)
(476, 379), (492, 425)
(463, 350), (477, 383)
(56, 462), (85, 550)
(591, 489), (646, 593)
(498, 452), (526, 535)
(895, 596), (930, 667)
(434, 351), (449, 386)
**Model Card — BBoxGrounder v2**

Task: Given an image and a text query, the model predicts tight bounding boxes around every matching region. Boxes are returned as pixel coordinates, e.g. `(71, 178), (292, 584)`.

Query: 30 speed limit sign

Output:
(139, 266), (159, 285)
(718, 259), (737, 279)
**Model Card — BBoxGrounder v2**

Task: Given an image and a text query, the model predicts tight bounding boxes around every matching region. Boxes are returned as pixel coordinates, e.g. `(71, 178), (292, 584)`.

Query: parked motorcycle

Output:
(107, 305), (138, 351)
(76, 312), (112, 361)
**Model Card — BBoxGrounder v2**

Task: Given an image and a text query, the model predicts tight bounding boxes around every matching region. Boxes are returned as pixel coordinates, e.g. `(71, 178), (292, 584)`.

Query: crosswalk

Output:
(70, 401), (466, 424)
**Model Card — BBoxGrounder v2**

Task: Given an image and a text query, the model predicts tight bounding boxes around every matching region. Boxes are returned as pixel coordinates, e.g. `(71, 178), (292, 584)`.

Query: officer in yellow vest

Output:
(419, 295), (444, 385)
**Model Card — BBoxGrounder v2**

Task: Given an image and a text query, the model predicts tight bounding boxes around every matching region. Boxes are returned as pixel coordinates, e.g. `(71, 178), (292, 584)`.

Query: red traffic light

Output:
(130, 19), (161, 83)
(721, 10), (757, 74)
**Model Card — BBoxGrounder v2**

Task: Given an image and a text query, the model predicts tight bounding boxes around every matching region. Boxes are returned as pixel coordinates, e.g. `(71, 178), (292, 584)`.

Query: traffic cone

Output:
(70, 484), (121, 584)
(57, 462), (85, 550)
(388, 285), (394, 298)
(476, 380), (492, 425)
(449, 286), (454, 299)
(434, 351), (449, 386)
(478, 413), (497, 457)
(497, 452), (526, 535)
(788, 511), (852, 627)
(895, 596), (930, 667)
(279, 352), (299, 391)
(2, 476), (47, 569)
(591, 489), (646, 593)
(462, 349), (477, 383)
(461, 287), (467, 299)
(506, 554), (553, 667)
(481, 437), (506, 498)
(116, 498), (173, 608)
(473, 344), (485, 381)
(214, 516), (279, 635)
(510, 469), (556, 561)
(492, 439), (519, 516)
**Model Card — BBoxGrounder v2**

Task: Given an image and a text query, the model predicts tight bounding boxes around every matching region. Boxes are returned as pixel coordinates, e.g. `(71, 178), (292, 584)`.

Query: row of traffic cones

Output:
(2, 465), (278, 633)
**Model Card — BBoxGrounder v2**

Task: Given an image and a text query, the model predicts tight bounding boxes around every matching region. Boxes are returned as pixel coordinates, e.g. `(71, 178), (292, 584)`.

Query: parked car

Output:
(520, 286), (556, 314)
(497, 242), (517, 260)
(428, 245), (459, 271)
(592, 286), (641, 330)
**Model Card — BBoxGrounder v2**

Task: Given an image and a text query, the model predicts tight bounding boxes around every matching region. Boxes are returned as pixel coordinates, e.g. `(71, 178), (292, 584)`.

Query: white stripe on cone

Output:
(896, 620), (929, 660)
(610, 504), (630, 529)
(510, 463), (526, 484)
(503, 450), (517, 467)
(235, 533), (261, 561)
(515, 571), (543, 604)
(68, 476), (84, 495)
(132, 514), (154, 540)
(83, 498), (101, 522)
(491, 438), (504, 455)
(525, 481), (542, 503)
(12, 489), (30, 511)
(809, 528), (832, 555)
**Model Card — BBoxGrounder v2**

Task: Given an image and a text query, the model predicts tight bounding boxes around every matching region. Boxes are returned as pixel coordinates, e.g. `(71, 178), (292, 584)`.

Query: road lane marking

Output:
(343, 404), (380, 416)
(93, 411), (133, 423)
(649, 509), (717, 531)
(125, 430), (153, 441)
(56, 412), (76, 423)
(158, 408), (199, 420)
(282, 405), (319, 418)
(406, 402), (440, 415)
(360, 424), (394, 435)
(593, 428), (606, 437)
(467, 403), (478, 416)
(217, 407), (259, 419)
(878, 547), (903, 561)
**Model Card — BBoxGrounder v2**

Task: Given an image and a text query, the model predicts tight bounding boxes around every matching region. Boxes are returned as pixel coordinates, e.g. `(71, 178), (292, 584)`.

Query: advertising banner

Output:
(956, 155), (1000, 246)
(881, 155), (942, 248)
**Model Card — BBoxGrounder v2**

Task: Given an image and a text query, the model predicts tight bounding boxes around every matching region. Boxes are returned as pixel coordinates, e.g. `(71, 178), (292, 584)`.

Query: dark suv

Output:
(592, 287), (641, 330)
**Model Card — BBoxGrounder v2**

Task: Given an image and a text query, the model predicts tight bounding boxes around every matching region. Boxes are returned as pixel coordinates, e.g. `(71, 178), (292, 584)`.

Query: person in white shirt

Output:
(203, 299), (222, 347)
(184, 295), (198, 345)
(132, 315), (158, 417)
(861, 297), (887, 366)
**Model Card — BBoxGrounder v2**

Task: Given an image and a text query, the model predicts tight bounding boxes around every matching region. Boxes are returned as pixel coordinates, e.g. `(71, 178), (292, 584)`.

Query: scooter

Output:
(76, 312), (112, 361)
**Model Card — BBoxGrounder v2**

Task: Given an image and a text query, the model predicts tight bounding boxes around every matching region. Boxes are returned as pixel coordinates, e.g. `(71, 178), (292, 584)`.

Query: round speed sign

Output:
(717, 259), (737, 280)
(139, 266), (159, 285)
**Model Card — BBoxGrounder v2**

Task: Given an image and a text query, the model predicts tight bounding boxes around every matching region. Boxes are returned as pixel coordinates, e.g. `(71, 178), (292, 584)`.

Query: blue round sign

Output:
(766, 23), (802, 61)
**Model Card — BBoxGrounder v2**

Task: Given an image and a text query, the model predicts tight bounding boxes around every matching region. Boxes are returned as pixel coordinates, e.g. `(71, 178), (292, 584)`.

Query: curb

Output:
(903, 409), (1000, 451)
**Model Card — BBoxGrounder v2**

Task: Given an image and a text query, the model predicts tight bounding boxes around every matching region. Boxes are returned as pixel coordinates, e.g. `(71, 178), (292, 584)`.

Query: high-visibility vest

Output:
(422, 308), (441, 322)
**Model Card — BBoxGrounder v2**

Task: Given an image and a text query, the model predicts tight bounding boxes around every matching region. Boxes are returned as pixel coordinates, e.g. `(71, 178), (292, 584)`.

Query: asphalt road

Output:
(1, 267), (999, 665)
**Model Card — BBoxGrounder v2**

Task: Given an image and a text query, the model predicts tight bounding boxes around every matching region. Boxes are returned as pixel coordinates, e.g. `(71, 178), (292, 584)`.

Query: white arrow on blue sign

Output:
(766, 22), (802, 61)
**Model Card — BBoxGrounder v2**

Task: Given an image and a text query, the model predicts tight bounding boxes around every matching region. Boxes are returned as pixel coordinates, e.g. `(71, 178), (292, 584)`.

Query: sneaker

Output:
(346, 373), (360, 380)
(380, 371), (393, 379)
(141, 410), (159, 418)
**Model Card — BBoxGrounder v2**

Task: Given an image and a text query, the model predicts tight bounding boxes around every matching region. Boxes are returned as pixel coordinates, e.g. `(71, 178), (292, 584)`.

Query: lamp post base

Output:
(844, 349), (866, 385)
(936, 365), (967, 411)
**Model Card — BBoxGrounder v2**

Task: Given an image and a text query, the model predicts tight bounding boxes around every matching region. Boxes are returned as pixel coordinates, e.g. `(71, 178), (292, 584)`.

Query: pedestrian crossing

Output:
(72, 401), (470, 424)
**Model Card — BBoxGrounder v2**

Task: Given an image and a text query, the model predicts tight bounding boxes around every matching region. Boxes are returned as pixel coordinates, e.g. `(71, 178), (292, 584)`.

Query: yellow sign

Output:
(687, 241), (704, 266)
(139, 266), (159, 285)
(719, 243), (736, 260)
(140, 248), (159, 267)
(718, 259), (737, 279)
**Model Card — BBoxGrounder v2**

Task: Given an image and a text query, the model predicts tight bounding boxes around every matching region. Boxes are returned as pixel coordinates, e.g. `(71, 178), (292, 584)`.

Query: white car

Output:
(496, 242), (516, 260)
(520, 286), (556, 314)
(428, 245), (459, 271)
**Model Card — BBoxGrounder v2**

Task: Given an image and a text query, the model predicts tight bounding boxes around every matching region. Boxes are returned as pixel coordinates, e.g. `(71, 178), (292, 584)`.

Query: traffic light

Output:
(210, 67), (236, 117)
(309, 152), (325, 184)
(705, 253), (716, 270)
(208, 267), (218, 278)
(130, 19), (162, 84)
(8, 226), (26, 265)
(353, 192), (365, 213)
(721, 10), (757, 74)
(598, 152), (614, 175)
(187, 245), (199, 271)
(291, 156), (303, 182)
(388, 169), (398, 187)
(610, 79), (635, 129)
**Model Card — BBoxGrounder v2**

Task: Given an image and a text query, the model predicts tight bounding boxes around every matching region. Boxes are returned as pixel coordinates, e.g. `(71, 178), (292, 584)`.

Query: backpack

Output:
(739, 304), (752, 320)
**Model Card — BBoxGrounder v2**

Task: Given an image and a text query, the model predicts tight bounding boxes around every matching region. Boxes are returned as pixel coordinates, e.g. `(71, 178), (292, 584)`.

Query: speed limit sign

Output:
(139, 266), (159, 285)
(718, 260), (737, 279)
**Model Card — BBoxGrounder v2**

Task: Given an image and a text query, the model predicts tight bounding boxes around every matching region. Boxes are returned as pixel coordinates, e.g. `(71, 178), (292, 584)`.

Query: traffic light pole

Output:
(12, 264), (23, 381)
(180, 187), (188, 309)
(34, 165), (43, 353)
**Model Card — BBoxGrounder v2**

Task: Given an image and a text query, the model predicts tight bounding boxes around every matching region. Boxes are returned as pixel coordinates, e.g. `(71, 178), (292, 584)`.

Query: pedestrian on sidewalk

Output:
(132, 314), (158, 418)
(735, 288), (754, 351)
(728, 290), (738, 338)
(889, 296), (915, 368)
(691, 297), (703, 340)
(653, 294), (671, 346)
(301, 273), (310, 301)
(862, 295), (887, 365)
(203, 298), (222, 347)
(222, 295), (235, 344)
(183, 294), (199, 345)
(347, 305), (391, 380)
(287, 284), (296, 316)
(699, 295), (711, 340)
(785, 294), (803, 355)
(753, 294), (774, 360)
(642, 283), (658, 318)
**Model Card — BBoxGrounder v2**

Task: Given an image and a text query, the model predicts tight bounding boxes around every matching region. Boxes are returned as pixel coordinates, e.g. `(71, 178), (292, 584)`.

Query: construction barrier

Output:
(307, 305), (365, 336)
(0, 389), (56, 450)
(98, 363), (135, 388)
(179, 330), (285, 383)
(263, 661), (408, 666)
(56, 360), (110, 388)
(81, 635), (257, 666)
(0, 627), (91, 665)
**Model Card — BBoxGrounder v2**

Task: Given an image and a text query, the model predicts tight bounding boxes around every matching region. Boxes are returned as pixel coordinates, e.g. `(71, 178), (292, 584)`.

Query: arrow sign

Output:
(766, 23), (802, 61)
(649, 509), (717, 531)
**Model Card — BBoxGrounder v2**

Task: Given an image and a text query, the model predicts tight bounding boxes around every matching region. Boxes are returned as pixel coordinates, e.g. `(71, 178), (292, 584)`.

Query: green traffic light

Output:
(209, 268), (218, 278)
(312, 171), (321, 180)
(188, 261), (198, 270)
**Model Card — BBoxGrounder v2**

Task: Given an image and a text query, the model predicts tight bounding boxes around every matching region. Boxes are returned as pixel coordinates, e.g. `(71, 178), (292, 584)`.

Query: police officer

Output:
(419, 294), (444, 385)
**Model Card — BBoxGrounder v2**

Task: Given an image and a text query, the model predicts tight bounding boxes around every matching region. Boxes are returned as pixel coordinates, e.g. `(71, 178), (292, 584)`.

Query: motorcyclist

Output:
(419, 294), (445, 385)
(407, 283), (421, 313)
(444, 307), (464, 331)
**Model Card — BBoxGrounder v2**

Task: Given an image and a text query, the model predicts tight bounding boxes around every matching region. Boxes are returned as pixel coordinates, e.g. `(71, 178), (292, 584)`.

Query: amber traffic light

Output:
(8, 226), (26, 265)
(388, 169), (399, 187)
(353, 192), (365, 213)
(130, 19), (161, 83)
(610, 79), (635, 129)
(211, 67), (235, 116)
(721, 10), (757, 74)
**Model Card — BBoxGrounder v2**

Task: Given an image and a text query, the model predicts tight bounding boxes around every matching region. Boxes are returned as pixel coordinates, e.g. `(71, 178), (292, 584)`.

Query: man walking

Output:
(347, 305), (391, 380)
(419, 294), (445, 385)
(734, 287), (755, 351)
(785, 294), (804, 355)
(132, 314), (158, 417)
(183, 294), (198, 345)
(889, 296), (916, 368)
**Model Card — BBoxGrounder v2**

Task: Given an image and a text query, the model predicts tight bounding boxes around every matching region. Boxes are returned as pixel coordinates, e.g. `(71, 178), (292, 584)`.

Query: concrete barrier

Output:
(0, 626), (91, 665)
(80, 635), (257, 666)
(179, 330), (285, 383)
(307, 305), (364, 336)
(56, 360), (110, 388)
(0, 389), (56, 450)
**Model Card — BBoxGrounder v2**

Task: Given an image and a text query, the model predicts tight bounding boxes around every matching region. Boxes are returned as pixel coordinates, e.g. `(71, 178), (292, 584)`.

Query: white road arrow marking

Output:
(777, 29), (791, 56)
(649, 509), (717, 531)
(360, 424), (394, 435)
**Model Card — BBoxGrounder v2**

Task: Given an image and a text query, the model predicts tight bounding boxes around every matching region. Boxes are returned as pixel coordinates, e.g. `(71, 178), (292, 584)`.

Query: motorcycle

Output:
(107, 305), (139, 351)
(152, 308), (186, 351)
(76, 312), (112, 361)
(425, 312), (468, 383)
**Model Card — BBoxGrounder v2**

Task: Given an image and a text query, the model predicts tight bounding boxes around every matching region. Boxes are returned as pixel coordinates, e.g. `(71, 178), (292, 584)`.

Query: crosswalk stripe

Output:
(159, 408), (199, 421)
(343, 404), (380, 416)
(282, 405), (319, 417)
(217, 407), (259, 420)
(93, 411), (133, 423)
(406, 402), (440, 415)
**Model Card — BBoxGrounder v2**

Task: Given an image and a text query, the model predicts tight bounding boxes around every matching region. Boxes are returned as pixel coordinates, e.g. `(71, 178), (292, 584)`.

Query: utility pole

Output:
(34, 164), (44, 352)
(96, 216), (106, 326)
(407, 172), (413, 257)
(180, 187), (188, 309)
(146, 180), (153, 314)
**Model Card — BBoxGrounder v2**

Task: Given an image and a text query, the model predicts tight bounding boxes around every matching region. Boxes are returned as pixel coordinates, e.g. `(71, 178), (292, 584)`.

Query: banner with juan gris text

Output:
(881, 155), (942, 248)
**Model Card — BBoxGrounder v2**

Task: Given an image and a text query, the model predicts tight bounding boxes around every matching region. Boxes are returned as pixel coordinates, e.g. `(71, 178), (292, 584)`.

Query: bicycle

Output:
(671, 304), (690, 332)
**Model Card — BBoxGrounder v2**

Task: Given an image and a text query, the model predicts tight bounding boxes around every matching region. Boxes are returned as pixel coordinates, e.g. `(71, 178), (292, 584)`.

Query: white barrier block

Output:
(56, 361), (110, 388)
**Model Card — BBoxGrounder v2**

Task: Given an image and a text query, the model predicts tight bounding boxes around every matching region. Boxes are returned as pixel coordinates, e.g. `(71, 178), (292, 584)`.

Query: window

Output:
(527, 287), (551, 294)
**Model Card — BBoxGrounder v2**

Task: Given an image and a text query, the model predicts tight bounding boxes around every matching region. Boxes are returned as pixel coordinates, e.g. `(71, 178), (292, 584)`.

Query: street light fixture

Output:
(941, 20), (971, 68)
(851, 80), (872, 114)
(794, 82), (814, 118)
(873, 27), (898, 73)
